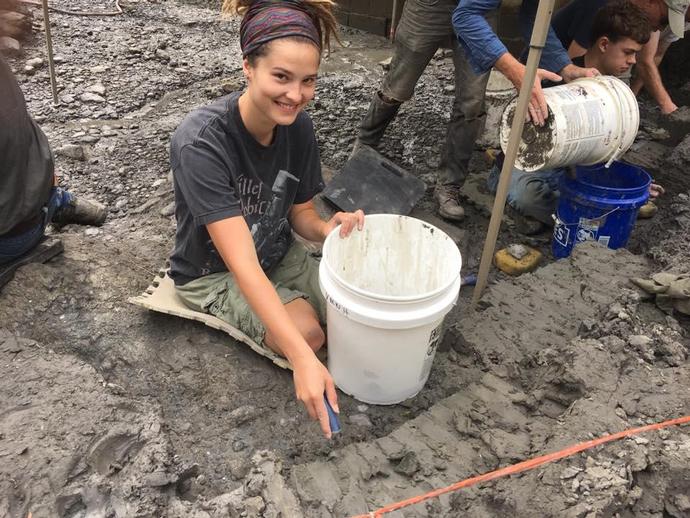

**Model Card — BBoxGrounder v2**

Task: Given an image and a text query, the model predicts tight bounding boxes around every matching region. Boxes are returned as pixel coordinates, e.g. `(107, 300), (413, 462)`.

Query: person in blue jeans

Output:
(0, 53), (107, 266)
(486, 1), (660, 234)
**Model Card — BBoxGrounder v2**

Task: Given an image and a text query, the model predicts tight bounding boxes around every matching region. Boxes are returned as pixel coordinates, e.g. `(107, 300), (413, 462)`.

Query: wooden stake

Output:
(41, 0), (58, 104)
(471, 0), (556, 308)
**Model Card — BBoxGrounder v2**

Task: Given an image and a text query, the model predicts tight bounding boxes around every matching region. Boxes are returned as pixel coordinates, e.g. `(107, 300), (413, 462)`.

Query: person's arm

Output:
(452, 0), (506, 75)
(207, 216), (337, 437)
(289, 200), (364, 242)
(634, 30), (677, 114)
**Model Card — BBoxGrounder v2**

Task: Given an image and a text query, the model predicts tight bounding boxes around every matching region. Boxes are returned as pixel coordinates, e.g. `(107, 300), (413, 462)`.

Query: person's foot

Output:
(52, 196), (107, 227)
(505, 205), (547, 235)
(435, 183), (464, 221)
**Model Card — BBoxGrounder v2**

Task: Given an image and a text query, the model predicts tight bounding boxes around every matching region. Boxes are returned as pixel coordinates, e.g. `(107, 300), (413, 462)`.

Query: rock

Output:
(561, 466), (582, 479)
(26, 57), (44, 68)
(228, 458), (251, 480)
(348, 414), (372, 427)
(55, 144), (86, 161)
(86, 83), (107, 96)
(443, 85), (455, 94)
(160, 201), (175, 217)
(80, 92), (106, 103)
(232, 439), (247, 452)
(84, 227), (101, 237)
(114, 198), (128, 211)
(393, 451), (420, 477)
(23, 65), (35, 75)
(228, 405), (258, 426)
(155, 48), (171, 61)
(243, 496), (266, 517)
(628, 335), (652, 348)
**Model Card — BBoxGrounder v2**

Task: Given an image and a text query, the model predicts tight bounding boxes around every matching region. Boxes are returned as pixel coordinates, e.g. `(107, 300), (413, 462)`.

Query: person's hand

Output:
(292, 353), (339, 438)
(0, 0), (30, 40)
(649, 183), (665, 199)
(560, 63), (600, 83)
(323, 209), (364, 239)
(660, 101), (678, 115)
(525, 68), (562, 126)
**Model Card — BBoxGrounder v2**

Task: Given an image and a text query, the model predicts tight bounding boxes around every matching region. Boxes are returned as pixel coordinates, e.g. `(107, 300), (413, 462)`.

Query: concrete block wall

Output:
(336, 0), (397, 37)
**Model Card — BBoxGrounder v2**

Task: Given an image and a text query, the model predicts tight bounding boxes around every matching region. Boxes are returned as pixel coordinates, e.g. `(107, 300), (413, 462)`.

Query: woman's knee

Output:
(302, 323), (325, 352)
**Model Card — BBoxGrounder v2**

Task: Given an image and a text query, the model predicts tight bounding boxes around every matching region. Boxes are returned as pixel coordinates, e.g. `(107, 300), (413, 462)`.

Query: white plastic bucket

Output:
(499, 76), (639, 172)
(478, 69), (517, 149)
(319, 214), (462, 405)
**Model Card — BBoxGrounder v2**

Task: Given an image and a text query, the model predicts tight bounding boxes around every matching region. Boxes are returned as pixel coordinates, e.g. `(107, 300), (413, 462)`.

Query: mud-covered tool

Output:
(323, 394), (341, 435)
(322, 145), (425, 215)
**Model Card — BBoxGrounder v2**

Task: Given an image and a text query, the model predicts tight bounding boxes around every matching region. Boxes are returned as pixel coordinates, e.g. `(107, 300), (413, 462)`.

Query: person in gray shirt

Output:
(171, 0), (364, 439)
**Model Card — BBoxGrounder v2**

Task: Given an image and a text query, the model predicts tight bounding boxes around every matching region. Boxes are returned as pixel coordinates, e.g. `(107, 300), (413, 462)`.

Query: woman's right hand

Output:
(292, 353), (339, 438)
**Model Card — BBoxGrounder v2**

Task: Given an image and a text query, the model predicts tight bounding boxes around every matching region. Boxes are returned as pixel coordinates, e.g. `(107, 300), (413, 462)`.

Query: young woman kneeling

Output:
(169, 0), (363, 438)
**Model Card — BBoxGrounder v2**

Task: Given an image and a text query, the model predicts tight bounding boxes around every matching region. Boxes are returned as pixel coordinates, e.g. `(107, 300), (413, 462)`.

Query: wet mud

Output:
(1, 0), (689, 516)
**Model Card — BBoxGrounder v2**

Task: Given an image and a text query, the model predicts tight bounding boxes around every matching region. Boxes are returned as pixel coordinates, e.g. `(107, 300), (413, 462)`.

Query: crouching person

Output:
(0, 56), (107, 265)
(169, 0), (364, 438)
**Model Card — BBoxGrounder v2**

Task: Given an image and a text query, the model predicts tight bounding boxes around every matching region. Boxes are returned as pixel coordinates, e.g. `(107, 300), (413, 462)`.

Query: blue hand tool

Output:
(323, 394), (341, 435)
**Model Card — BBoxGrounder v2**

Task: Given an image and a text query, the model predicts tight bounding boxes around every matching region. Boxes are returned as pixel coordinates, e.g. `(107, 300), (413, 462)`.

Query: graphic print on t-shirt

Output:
(241, 169), (300, 271)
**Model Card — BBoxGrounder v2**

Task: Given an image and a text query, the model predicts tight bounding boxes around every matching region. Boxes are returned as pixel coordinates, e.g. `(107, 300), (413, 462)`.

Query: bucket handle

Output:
(552, 206), (620, 227)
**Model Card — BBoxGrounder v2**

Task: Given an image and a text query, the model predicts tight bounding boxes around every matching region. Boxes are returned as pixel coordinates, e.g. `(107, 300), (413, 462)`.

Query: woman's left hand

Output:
(323, 209), (365, 239)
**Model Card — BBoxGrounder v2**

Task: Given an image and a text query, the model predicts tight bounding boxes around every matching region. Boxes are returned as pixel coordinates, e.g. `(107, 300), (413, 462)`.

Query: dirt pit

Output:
(1, 0), (689, 516)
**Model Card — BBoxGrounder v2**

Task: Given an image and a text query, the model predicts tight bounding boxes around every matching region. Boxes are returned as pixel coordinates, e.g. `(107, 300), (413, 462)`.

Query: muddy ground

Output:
(1, 1), (689, 517)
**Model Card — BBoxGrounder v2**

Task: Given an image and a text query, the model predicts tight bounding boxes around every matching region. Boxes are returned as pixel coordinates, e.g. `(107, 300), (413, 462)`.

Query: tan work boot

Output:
(435, 183), (464, 221)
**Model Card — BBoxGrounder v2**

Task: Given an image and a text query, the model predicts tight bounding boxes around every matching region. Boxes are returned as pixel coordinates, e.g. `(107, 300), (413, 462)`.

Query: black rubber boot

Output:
(52, 196), (108, 227)
(356, 91), (402, 148)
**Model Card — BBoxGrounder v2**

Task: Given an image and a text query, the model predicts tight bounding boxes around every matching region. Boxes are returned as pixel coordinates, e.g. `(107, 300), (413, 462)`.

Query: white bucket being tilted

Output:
(319, 214), (462, 405)
(499, 76), (639, 172)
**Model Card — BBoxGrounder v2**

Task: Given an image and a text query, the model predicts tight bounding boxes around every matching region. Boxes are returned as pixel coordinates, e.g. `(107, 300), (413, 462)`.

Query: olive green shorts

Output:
(175, 241), (326, 345)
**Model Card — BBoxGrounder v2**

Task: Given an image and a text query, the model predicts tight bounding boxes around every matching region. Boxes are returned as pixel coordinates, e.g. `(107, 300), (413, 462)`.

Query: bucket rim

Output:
(321, 214), (462, 304)
(572, 161), (652, 194)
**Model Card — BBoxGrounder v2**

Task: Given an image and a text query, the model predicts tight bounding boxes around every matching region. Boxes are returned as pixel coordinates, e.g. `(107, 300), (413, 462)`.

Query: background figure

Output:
(487, 1), (655, 235)
(551, 0), (690, 114)
(631, 21), (690, 110)
(0, 54), (107, 266)
(354, 0), (498, 222)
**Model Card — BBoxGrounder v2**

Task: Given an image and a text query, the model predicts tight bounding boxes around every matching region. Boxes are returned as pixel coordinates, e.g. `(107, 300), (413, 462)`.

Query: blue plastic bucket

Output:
(552, 161), (651, 259)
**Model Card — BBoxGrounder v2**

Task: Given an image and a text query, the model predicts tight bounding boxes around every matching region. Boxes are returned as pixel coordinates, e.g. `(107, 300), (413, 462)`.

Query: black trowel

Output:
(322, 145), (426, 215)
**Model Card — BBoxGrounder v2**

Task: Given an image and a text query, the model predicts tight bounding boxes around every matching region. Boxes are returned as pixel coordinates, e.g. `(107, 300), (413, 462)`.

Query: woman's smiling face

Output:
(243, 38), (320, 127)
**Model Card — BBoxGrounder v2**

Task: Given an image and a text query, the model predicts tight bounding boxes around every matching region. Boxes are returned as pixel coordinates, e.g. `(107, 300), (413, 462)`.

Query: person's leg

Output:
(436, 9), (497, 221)
(175, 245), (326, 356)
(51, 180), (107, 227)
(265, 298), (324, 354)
(486, 163), (563, 234)
(0, 183), (68, 264)
(356, 0), (446, 149)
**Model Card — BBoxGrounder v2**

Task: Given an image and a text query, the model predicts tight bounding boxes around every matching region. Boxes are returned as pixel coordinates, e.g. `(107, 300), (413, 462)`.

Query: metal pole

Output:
(41, 0), (59, 104)
(471, 0), (556, 307)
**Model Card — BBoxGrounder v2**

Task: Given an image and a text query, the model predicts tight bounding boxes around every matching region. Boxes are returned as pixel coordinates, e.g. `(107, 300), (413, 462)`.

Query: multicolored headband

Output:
(240, 1), (321, 58)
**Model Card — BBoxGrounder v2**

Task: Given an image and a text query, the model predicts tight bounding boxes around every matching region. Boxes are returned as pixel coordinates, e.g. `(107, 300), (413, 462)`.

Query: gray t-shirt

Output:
(0, 55), (54, 235)
(169, 92), (324, 285)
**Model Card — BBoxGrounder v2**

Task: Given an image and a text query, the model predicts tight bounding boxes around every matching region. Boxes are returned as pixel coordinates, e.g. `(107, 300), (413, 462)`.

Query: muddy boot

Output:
(505, 205), (547, 236)
(52, 196), (108, 227)
(434, 182), (465, 221)
(354, 91), (402, 151)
